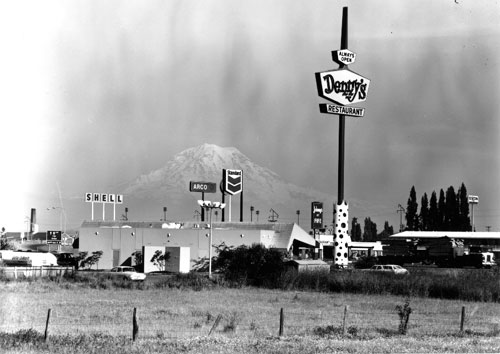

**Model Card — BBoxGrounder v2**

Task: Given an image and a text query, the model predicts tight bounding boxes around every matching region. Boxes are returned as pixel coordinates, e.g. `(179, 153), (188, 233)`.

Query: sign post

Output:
(85, 193), (123, 221)
(314, 7), (370, 267)
(468, 195), (479, 231)
(190, 182), (217, 222)
(222, 169), (243, 222)
(311, 202), (324, 259)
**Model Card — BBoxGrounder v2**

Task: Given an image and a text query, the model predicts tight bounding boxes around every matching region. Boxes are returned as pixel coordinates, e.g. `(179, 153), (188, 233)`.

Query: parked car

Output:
(366, 264), (409, 275)
(55, 253), (78, 267)
(107, 266), (146, 281)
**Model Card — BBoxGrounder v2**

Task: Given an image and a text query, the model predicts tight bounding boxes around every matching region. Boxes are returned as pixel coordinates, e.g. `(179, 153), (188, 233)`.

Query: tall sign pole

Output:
(315, 7), (371, 267)
(338, 6), (348, 204)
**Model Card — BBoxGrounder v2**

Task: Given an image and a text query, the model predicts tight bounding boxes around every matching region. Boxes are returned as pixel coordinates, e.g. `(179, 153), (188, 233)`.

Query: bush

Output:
(214, 243), (285, 286)
(353, 256), (378, 269)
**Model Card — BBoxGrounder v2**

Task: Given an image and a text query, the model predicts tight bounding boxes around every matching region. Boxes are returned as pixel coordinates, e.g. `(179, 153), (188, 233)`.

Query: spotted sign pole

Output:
(315, 7), (370, 267)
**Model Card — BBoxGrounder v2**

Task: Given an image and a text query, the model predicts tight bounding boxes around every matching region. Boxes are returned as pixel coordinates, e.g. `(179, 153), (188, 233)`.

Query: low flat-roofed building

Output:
(78, 221), (316, 270)
(389, 231), (500, 259)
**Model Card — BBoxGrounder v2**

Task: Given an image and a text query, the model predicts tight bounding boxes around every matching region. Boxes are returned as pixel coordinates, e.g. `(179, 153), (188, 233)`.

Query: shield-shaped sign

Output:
(223, 169), (243, 195)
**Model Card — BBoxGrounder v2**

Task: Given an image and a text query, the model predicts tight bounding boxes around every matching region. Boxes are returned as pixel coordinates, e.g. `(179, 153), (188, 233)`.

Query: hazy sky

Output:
(1, 0), (499, 232)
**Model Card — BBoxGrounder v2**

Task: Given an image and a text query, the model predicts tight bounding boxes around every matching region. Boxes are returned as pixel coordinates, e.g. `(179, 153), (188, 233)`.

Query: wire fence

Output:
(1, 304), (499, 341)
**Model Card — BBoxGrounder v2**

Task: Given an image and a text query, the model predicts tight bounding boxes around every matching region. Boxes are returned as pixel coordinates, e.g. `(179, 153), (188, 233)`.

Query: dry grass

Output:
(0, 280), (499, 353)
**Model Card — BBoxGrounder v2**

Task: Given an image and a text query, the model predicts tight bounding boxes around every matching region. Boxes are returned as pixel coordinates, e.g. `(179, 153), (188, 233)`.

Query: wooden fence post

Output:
(342, 306), (348, 335)
(279, 308), (284, 337)
(44, 309), (51, 342)
(460, 306), (466, 332)
(209, 314), (223, 336)
(132, 307), (139, 341)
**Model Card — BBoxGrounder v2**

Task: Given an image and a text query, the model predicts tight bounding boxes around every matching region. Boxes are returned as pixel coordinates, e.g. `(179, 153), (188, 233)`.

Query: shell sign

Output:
(315, 68), (370, 106)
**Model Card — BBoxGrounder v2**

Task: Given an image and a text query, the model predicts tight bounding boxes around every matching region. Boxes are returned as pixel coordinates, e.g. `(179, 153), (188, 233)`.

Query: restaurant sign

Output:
(315, 68), (370, 106)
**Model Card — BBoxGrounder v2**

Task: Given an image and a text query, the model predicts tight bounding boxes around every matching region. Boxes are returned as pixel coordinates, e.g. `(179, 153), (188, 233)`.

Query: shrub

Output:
(214, 243), (285, 286)
(353, 256), (378, 269)
(395, 298), (412, 334)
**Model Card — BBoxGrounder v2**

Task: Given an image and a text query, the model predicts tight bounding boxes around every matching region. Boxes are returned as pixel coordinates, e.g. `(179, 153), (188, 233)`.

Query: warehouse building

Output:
(389, 231), (500, 259)
(78, 220), (316, 270)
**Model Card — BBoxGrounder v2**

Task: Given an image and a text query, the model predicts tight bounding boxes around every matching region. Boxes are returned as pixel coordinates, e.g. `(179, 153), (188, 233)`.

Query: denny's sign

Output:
(315, 51), (370, 117)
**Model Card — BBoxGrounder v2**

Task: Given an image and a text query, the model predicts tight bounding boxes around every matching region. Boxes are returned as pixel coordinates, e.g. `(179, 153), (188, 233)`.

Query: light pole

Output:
(47, 206), (67, 233)
(197, 200), (226, 279)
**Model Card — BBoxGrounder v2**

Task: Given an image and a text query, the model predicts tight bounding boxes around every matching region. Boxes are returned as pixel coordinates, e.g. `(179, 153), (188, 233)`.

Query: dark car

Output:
(55, 253), (78, 267)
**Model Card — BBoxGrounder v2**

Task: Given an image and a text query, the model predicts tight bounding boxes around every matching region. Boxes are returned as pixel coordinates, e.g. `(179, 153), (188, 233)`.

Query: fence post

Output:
(342, 306), (348, 335)
(460, 306), (466, 332)
(279, 308), (284, 337)
(209, 314), (223, 336)
(44, 309), (51, 342)
(132, 307), (139, 341)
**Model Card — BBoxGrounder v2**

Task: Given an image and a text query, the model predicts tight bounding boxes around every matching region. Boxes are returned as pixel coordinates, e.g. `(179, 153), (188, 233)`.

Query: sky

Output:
(0, 0), (499, 233)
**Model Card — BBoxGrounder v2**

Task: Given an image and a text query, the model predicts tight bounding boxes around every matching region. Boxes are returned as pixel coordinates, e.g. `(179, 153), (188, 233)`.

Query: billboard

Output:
(223, 169), (243, 195)
(315, 68), (370, 106)
(189, 182), (217, 193)
(46, 230), (62, 244)
(311, 202), (324, 229)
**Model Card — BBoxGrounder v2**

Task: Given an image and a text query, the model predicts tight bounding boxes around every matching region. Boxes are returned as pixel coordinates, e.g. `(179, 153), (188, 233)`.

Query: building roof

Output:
(390, 231), (500, 240)
(287, 259), (328, 266)
(79, 221), (316, 249)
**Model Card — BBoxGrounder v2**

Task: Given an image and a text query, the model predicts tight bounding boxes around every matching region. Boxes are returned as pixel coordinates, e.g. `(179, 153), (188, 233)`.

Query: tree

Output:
(351, 217), (362, 241)
(419, 193), (429, 231)
(444, 186), (459, 230)
(377, 221), (394, 240)
(362, 217), (377, 242)
(150, 250), (170, 272)
(214, 243), (285, 286)
(438, 189), (446, 231)
(406, 186), (419, 231)
(132, 251), (143, 272)
(428, 191), (439, 231)
(457, 183), (471, 231)
(81, 251), (103, 270)
(75, 252), (88, 270)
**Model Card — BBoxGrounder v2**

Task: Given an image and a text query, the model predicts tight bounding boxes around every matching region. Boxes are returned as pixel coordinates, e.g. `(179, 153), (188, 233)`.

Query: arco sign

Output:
(189, 181), (216, 193)
(315, 69), (370, 106)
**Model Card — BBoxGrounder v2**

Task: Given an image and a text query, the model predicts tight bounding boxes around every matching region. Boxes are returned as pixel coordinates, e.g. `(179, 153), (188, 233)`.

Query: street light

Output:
(47, 206), (67, 233)
(197, 200), (226, 278)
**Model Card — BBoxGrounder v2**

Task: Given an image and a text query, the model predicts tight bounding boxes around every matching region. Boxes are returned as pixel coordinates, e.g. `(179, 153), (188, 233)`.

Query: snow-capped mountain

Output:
(121, 143), (366, 224)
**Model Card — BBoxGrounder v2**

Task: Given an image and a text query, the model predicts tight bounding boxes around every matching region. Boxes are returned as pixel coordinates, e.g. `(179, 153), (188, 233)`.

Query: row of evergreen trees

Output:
(405, 183), (471, 231)
(348, 182), (472, 241)
(350, 217), (394, 242)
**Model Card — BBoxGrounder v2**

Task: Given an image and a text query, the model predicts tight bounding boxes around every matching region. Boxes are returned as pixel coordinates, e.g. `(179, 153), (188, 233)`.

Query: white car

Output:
(108, 266), (147, 281)
(367, 264), (409, 275)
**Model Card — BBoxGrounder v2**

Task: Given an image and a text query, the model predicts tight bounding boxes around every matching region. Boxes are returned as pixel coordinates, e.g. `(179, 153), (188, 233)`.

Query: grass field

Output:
(1, 278), (499, 353)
